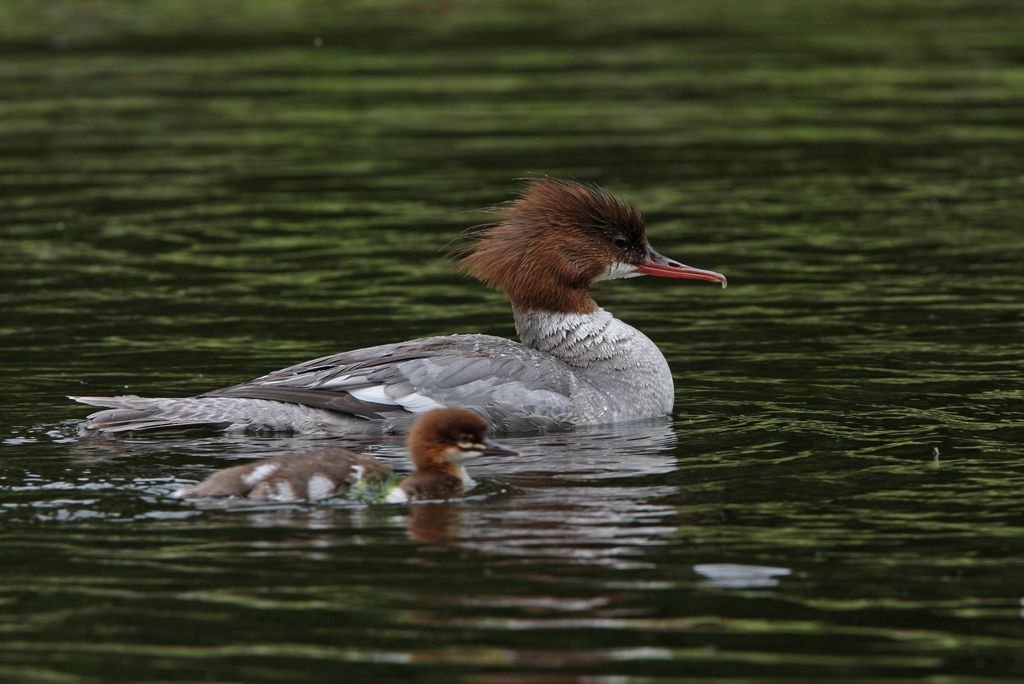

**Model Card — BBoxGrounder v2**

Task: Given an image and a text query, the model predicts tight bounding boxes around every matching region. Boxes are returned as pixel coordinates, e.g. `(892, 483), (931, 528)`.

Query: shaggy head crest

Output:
(459, 179), (649, 313)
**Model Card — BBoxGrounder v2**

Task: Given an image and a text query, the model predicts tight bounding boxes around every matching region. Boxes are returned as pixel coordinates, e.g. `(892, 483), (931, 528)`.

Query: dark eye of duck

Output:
(612, 236), (628, 249)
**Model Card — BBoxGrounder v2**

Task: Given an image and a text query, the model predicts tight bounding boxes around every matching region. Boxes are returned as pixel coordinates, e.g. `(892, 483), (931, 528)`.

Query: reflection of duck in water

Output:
(173, 408), (518, 503)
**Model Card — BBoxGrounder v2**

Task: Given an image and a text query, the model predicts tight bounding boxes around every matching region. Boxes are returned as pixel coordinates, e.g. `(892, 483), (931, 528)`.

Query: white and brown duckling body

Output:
(172, 408), (517, 503)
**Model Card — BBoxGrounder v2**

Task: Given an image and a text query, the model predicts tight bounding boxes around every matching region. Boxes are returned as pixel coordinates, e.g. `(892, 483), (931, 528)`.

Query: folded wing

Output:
(200, 333), (578, 433)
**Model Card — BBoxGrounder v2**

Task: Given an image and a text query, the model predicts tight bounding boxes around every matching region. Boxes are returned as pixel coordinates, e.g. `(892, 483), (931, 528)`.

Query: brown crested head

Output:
(406, 407), (519, 470)
(458, 179), (728, 312)
(459, 179), (650, 314)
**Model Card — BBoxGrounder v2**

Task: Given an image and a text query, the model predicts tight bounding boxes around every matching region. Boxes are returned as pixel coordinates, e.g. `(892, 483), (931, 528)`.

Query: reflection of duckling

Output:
(405, 503), (463, 543)
(172, 408), (518, 503)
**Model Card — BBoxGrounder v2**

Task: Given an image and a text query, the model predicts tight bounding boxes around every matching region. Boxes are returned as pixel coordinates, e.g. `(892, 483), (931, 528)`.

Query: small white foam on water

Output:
(693, 563), (792, 589)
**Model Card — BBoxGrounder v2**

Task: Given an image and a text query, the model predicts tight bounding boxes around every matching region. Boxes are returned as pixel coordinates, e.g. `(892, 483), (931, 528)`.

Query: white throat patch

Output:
(594, 262), (641, 282)
(454, 465), (475, 487)
(449, 450), (482, 465)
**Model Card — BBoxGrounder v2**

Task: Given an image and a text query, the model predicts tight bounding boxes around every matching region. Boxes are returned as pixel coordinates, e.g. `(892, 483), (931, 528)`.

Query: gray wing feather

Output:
(201, 387), (396, 420)
(203, 334), (578, 432)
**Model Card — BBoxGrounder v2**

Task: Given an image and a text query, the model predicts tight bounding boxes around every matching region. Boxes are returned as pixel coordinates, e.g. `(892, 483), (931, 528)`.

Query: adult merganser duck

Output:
(73, 179), (726, 435)
(173, 408), (518, 502)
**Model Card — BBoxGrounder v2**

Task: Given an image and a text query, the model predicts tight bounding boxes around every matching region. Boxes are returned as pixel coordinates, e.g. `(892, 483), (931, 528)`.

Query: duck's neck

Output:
(391, 466), (468, 502)
(514, 304), (675, 415)
(513, 303), (665, 367)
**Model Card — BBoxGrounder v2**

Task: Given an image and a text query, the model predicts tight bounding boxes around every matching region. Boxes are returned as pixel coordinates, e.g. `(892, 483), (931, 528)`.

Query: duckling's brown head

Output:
(406, 408), (518, 469)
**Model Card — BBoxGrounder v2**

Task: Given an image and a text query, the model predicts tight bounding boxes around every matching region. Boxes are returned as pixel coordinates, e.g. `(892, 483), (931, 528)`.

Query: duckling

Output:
(172, 408), (518, 503)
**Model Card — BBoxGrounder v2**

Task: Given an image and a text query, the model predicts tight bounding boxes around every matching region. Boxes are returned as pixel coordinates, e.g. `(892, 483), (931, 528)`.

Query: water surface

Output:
(2, 1), (1024, 681)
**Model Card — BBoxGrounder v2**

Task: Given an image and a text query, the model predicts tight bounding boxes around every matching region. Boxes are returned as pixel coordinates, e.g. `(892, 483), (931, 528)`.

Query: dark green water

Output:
(2, 1), (1024, 681)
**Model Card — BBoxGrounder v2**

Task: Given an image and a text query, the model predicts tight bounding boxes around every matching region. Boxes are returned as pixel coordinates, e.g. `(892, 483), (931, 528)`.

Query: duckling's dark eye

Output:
(612, 236), (628, 249)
